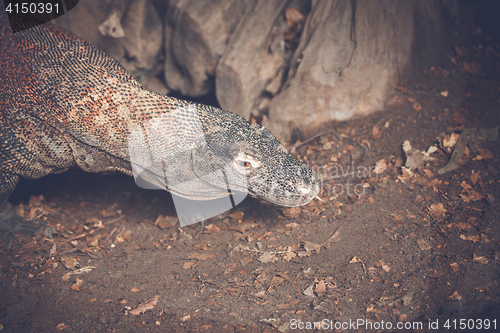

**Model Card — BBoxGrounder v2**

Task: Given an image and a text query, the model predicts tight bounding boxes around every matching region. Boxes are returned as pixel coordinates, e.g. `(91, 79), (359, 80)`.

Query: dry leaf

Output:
(429, 203), (447, 219)
(229, 211), (244, 220)
(155, 215), (178, 229)
(276, 299), (300, 309)
(473, 152), (494, 160)
(315, 280), (327, 294)
(485, 194), (495, 205)
(71, 278), (84, 291)
(427, 269), (444, 279)
(325, 228), (342, 246)
(302, 241), (321, 253)
(442, 133), (460, 151)
(183, 262), (197, 270)
(230, 222), (257, 233)
(189, 252), (217, 261)
(322, 141), (333, 150)
(449, 291), (461, 300)
(460, 181), (472, 191)
(455, 222), (471, 230)
(258, 252), (278, 263)
(468, 235), (481, 242)
(130, 296), (160, 315)
(303, 285), (314, 297)
(373, 159), (388, 175)
(463, 62), (481, 74)
(282, 250), (296, 262)
(60, 256), (80, 270)
(459, 191), (485, 202)
(349, 256), (360, 263)
(56, 323), (69, 330)
(282, 207), (300, 218)
(472, 254), (489, 264)
(417, 239), (432, 251)
(423, 169), (434, 178)
(470, 171), (481, 185)
(402, 292), (414, 305)
(204, 224), (220, 234)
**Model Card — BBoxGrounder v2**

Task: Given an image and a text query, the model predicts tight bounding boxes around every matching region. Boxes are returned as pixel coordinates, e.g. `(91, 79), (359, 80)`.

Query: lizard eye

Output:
(237, 161), (251, 168)
(233, 153), (261, 173)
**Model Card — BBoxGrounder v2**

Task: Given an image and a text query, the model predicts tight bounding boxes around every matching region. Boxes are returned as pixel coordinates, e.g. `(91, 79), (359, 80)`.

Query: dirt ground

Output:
(1, 9), (500, 333)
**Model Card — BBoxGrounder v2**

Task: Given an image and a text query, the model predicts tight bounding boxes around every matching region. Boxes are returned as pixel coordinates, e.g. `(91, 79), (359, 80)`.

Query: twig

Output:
(292, 130), (367, 157)
(105, 215), (125, 224)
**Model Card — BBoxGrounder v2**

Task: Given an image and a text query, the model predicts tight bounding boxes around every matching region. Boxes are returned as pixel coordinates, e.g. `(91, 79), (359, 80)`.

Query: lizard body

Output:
(0, 12), (319, 245)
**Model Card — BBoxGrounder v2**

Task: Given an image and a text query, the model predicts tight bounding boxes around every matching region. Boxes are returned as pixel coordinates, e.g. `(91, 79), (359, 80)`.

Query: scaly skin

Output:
(0, 12), (319, 245)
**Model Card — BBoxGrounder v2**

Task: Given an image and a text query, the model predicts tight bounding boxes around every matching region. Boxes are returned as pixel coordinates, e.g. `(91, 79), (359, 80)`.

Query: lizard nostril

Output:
(298, 185), (310, 195)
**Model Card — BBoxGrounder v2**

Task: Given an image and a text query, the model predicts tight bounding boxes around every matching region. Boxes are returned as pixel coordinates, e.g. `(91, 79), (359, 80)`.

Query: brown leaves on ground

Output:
(183, 250), (218, 269)
(372, 125), (382, 140)
(15, 195), (51, 221)
(373, 159), (387, 175)
(228, 211), (244, 221)
(459, 179), (485, 202)
(258, 252), (278, 263)
(438, 127), (498, 174)
(188, 251), (217, 261)
(70, 278), (84, 291)
(428, 203), (447, 220)
(155, 215), (178, 229)
(449, 291), (462, 300)
(472, 254), (489, 265)
(282, 207), (300, 218)
(130, 296), (160, 315)
(204, 224), (220, 234)
(60, 256), (80, 270)
(315, 280), (327, 294)
(441, 133), (460, 153)
(463, 62), (481, 74)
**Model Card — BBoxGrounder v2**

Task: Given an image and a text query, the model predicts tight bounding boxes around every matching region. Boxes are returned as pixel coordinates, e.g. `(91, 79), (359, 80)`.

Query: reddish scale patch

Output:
(1, 15), (59, 124)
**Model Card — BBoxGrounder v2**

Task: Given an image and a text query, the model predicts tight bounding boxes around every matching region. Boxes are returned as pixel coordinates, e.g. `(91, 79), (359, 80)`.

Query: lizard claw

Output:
(36, 224), (58, 240)
(0, 202), (57, 247)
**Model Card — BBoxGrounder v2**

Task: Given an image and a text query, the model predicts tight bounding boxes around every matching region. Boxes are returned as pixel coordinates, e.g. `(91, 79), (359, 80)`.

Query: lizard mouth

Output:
(249, 178), (320, 207)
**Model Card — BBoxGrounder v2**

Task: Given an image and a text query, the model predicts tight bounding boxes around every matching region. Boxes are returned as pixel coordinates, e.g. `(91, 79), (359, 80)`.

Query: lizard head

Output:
(128, 102), (319, 209)
(197, 106), (320, 207)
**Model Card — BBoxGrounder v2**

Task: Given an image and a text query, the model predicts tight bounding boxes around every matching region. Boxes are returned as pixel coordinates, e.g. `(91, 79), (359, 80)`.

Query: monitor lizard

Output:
(0, 12), (319, 246)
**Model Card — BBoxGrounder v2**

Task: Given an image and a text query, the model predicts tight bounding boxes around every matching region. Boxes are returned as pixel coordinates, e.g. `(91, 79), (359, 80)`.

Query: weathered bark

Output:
(263, 0), (414, 141)
(53, 0), (164, 93)
(163, 0), (248, 97)
(215, 0), (292, 120)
